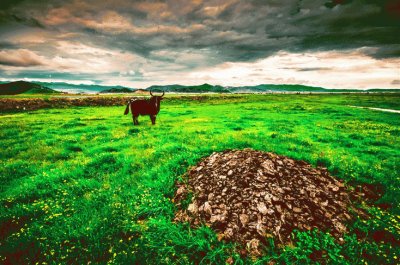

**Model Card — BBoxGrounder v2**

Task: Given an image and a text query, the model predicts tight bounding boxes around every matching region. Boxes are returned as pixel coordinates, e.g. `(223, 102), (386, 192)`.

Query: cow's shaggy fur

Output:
(124, 91), (164, 125)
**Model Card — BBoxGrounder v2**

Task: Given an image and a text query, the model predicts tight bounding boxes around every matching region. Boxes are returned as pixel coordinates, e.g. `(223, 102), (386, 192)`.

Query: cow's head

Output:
(150, 90), (165, 99)
(149, 90), (165, 109)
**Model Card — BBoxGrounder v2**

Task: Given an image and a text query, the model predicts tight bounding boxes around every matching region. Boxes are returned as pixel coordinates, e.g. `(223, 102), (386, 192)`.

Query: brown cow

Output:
(124, 91), (164, 125)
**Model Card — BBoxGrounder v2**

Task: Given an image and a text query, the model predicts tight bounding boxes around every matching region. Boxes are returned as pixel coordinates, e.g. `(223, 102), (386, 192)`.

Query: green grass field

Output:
(1, 94), (399, 264)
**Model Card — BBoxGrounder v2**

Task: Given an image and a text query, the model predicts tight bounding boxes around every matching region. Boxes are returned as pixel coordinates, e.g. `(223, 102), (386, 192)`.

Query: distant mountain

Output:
(147, 83), (229, 93)
(0, 81), (59, 95)
(100, 87), (134, 93)
(146, 83), (325, 93)
(146, 83), (400, 93)
(133, 89), (150, 94)
(35, 82), (135, 94)
(229, 84), (327, 93)
(146, 84), (185, 92)
(1, 80), (398, 94)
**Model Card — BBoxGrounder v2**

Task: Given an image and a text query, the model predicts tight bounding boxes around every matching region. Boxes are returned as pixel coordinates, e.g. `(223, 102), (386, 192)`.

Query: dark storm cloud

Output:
(0, 0), (400, 61)
(0, 13), (44, 28)
(295, 67), (333, 72)
(0, 58), (42, 67)
(364, 44), (400, 59)
(298, 1), (399, 55)
(0, 0), (398, 85)
(0, 0), (26, 10)
(0, 41), (16, 49)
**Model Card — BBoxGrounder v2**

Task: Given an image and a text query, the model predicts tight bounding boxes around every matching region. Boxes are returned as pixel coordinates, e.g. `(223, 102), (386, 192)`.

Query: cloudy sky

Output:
(0, 0), (399, 89)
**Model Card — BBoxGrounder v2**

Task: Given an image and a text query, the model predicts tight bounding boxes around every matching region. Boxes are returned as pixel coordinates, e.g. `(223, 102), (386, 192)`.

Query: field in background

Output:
(1, 94), (399, 264)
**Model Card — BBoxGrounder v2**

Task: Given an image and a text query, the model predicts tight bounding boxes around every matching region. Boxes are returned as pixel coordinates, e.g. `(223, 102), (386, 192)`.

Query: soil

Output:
(0, 95), (221, 112)
(0, 97), (133, 112)
(173, 149), (365, 255)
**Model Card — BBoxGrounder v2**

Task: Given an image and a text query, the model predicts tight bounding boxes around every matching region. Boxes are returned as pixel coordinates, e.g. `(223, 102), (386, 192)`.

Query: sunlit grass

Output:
(1, 94), (399, 264)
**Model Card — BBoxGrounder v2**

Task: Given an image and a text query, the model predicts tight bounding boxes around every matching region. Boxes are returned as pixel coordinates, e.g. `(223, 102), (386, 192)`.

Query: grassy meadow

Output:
(1, 93), (399, 264)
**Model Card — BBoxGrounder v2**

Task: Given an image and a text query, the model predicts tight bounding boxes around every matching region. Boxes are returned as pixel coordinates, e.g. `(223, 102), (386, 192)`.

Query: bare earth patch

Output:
(0, 97), (132, 111)
(174, 149), (364, 255)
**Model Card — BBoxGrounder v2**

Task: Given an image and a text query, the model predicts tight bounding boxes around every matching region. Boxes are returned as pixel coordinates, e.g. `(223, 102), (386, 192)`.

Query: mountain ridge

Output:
(0, 81), (59, 95)
(100, 87), (134, 93)
(0, 80), (399, 94)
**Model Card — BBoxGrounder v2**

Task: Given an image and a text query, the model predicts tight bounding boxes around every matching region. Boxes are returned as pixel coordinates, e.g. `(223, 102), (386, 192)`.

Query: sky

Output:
(0, 0), (399, 89)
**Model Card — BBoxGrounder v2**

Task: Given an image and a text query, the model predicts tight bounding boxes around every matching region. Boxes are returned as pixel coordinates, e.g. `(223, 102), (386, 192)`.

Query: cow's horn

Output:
(161, 91), (165, 97)
(150, 90), (153, 96)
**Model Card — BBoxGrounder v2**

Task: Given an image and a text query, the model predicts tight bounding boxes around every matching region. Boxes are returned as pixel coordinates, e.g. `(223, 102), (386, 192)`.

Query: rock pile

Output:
(174, 149), (360, 254)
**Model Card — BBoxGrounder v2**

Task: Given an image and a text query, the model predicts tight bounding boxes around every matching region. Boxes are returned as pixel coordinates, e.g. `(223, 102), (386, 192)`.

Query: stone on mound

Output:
(174, 149), (360, 254)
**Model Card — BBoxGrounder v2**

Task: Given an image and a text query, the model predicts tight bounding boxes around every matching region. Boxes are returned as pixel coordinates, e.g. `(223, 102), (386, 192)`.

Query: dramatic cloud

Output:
(0, 0), (399, 88)
(0, 49), (45, 66)
(186, 50), (400, 89)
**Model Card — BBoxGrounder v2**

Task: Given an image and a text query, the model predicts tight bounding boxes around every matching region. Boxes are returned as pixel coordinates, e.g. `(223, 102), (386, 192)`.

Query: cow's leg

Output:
(150, 115), (156, 125)
(133, 115), (139, 125)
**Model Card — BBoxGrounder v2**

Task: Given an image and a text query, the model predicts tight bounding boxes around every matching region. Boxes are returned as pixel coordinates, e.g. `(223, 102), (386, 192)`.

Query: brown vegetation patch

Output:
(0, 95), (228, 112)
(0, 97), (133, 111)
(174, 149), (364, 255)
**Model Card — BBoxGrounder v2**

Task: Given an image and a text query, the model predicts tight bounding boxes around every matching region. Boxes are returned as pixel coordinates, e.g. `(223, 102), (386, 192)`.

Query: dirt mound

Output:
(174, 149), (362, 255)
